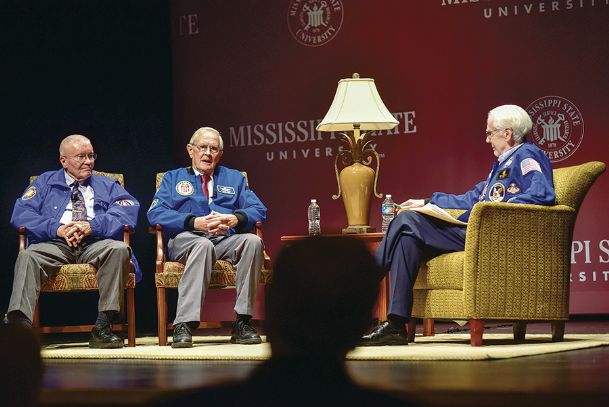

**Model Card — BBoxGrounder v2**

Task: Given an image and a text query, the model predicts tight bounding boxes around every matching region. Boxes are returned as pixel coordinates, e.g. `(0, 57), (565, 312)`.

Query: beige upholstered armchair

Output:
(152, 172), (272, 346)
(407, 161), (606, 346)
(21, 171), (137, 347)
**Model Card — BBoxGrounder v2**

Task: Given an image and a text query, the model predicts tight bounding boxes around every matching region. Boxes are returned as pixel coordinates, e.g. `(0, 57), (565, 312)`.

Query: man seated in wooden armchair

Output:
(147, 127), (266, 348)
(5, 134), (140, 349)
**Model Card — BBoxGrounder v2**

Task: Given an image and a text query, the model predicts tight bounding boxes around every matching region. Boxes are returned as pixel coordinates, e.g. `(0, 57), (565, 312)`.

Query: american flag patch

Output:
(520, 158), (542, 175)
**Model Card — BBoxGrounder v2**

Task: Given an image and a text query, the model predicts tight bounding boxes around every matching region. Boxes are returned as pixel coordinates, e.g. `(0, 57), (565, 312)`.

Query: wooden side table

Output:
(280, 233), (388, 321)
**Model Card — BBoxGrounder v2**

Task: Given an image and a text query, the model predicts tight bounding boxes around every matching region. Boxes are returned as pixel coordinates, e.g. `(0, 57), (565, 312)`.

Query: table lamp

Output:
(317, 73), (398, 233)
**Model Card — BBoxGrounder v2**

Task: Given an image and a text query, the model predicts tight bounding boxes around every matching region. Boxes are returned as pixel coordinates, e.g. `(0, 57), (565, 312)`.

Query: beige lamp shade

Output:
(316, 73), (399, 132)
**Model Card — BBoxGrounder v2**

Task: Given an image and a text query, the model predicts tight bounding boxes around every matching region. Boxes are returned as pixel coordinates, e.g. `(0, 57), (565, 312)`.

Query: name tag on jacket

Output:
(217, 185), (235, 195)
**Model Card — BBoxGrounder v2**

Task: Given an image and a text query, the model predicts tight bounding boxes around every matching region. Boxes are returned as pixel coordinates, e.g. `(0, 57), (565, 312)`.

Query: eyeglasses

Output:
(190, 144), (221, 155)
(485, 129), (503, 138)
(63, 153), (98, 162)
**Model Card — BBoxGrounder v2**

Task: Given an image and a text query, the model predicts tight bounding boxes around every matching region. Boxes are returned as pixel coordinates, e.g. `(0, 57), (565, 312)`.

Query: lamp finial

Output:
(352, 72), (360, 79)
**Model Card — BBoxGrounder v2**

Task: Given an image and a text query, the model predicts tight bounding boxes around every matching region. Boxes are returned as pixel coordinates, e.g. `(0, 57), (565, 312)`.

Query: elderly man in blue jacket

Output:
(6, 134), (140, 349)
(362, 104), (556, 346)
(148, 127), (266, 348)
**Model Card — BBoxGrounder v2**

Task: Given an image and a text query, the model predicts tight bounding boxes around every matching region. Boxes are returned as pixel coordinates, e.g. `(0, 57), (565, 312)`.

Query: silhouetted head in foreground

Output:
(265, 236), (383, 359)
(152, 237), (413, 406)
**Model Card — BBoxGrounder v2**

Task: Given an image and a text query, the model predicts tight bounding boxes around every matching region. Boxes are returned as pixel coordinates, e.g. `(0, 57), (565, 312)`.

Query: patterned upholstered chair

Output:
(20, 171), (137, 347)
(407, 161), (606, 346)
(152, 172), (272, 346)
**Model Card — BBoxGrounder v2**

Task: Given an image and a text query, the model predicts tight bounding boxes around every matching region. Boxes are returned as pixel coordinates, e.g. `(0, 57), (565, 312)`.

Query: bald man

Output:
(5, 135), (140, 348)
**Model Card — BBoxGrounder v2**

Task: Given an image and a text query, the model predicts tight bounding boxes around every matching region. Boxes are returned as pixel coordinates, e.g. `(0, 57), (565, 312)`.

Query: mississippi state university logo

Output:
(287, 0), (344, 47)
(526, 96), (584, 163)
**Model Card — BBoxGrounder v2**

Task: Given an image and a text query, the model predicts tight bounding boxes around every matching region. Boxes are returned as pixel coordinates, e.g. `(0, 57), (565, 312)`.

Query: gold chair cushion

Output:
(414, 251), (464, 290)
(40, 264), (136, 291)
(412, 290), (467, 318)
(156, 260), (272, 288)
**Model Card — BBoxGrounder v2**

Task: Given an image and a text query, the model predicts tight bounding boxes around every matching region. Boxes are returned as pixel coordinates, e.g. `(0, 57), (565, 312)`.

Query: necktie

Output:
(201, 174), (210, 198)
(71, 183), (87, 221)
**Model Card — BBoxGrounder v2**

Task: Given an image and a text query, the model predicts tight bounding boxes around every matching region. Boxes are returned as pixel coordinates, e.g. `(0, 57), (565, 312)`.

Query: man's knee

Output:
(183, 237), (215, 263)
(104, 240), (130, 260)
(191, 237), (214, 252)
(20, 242), (50, 258)
(16, 248), (34, 263)
(16, 245), (45, 266)
(393, 210), (428, 230)
(396, 210), (419, 223)
(241, 234), (264, 253)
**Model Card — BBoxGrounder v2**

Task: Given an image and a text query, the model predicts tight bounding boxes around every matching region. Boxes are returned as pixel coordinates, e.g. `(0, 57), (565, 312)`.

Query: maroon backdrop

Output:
(170, 0), (609, 314)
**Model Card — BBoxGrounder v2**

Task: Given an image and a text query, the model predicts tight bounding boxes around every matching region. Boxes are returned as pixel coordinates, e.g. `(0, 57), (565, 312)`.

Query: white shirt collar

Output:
(498, 143), (524, 164)
(193, 168), (213, 180)
(64, 171), (86, 187)
(64, 172), (93, 193)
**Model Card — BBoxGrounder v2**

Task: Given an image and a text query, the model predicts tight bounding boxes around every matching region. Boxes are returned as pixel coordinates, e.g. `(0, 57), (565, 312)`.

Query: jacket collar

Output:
(498, 142), (525, 164)
(48, 168), (93, 188)
(186, 166), (219, 178)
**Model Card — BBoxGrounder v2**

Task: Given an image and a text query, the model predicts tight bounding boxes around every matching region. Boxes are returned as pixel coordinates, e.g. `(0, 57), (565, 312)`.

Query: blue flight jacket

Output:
(11, 168), (142, 280)
(429, 142), (555, 222)
(147, 166), (267, 239)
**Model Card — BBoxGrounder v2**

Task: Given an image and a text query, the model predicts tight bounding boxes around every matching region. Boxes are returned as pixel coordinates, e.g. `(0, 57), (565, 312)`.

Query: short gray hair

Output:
(59, 134), (91, 156)
(488, 105), (532, 143)
(189, 127), (223, 150)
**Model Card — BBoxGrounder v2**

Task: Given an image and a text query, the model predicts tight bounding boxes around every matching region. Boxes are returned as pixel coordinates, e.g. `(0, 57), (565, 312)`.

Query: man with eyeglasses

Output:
(148, 127), (266, 348)
(5, 134), (140, 349)
(362, 104), (555, 346)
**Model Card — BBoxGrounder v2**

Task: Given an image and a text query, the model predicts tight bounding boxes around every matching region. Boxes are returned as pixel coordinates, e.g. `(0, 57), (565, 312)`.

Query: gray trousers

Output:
(168, 232), (264, 325)
(8, 238), (131, 322)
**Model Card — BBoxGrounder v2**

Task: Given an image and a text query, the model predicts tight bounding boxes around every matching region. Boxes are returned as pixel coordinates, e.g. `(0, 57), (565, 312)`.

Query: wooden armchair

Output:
(151, 172), (272, 346)
(22, 171), (137, 347)
(407, 161), (606, 346)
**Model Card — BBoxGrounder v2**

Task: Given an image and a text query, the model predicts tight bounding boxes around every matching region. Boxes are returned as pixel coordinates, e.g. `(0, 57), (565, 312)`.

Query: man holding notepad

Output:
(361, 104), (556, 346)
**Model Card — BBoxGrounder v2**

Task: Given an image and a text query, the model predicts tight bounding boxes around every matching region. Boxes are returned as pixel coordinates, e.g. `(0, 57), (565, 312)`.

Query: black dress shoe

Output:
(172, 322), (193, 348)
(230, 319), (262, 344)
(89, 325), (124, 349)
(360, 321), (408, 346)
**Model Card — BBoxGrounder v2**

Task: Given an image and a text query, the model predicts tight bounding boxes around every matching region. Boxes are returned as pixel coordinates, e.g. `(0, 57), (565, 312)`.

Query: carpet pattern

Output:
(40, 333), (609, 361)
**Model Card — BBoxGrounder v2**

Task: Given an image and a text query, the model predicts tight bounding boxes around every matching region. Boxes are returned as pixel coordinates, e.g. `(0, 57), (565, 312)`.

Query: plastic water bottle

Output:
(381, 194), (395, 233)
(307, 199), (321, 236)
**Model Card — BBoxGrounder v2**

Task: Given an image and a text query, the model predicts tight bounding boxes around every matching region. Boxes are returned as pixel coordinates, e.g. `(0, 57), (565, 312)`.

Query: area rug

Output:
(40, 333), (609, 361)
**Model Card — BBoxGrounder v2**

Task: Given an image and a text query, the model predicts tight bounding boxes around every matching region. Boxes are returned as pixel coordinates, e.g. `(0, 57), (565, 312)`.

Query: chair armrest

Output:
(122, 225), (134, 247)
(254, 221), (272, 270)
(150, 224), (166, 274)
(18, 227), (27, 252)
(255, 221), (263, 239)
(462, 202), (577, 318)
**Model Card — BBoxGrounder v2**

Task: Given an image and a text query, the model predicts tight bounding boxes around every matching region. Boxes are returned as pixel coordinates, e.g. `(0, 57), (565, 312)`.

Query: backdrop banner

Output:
(171, 0), (609, 313)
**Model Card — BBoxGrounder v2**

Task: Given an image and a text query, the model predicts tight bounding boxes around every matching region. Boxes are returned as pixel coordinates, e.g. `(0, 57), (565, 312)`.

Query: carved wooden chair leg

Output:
(469, 319), (484, 346)
(126, 286), (136, 347)
(32, 303), (40, 329)
(157, 287), (168, 346)
(407, 319), (416, 343)
(423, 318), (435, 336)
(513, 321), (527, 342)
(551, 320), (566, 342)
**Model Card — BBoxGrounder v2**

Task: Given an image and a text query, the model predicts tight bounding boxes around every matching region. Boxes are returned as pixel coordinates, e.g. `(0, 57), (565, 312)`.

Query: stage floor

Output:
(39, 319), (609, 407)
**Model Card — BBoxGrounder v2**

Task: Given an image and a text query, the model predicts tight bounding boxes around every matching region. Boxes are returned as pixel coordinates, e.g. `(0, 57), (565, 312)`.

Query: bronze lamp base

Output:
(342, 225), (376, 234)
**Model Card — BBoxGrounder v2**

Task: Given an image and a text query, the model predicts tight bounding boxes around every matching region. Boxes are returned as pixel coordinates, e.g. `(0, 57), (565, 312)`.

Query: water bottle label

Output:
(382, 205), (395, 216)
